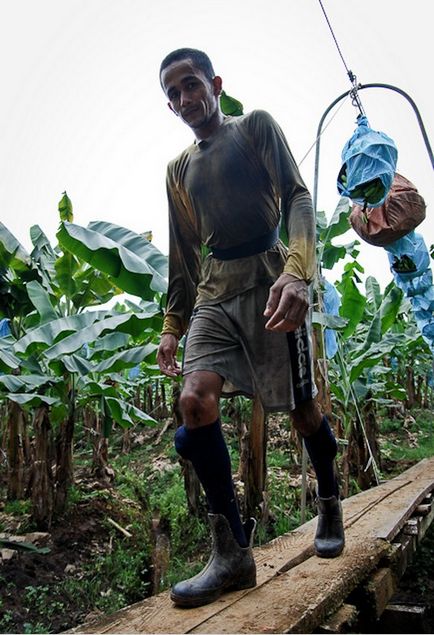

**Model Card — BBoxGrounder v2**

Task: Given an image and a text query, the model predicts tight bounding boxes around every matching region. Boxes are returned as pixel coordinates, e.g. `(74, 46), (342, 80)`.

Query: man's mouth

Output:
(182, 107), (200, 119)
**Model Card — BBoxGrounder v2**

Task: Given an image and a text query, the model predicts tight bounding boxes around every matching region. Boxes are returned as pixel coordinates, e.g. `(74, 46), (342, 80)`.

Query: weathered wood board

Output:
(69, 456), (434, 634)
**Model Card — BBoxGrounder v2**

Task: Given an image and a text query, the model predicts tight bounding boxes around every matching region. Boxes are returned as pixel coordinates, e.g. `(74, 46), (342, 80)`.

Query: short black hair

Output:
(159, 48), (215, 86)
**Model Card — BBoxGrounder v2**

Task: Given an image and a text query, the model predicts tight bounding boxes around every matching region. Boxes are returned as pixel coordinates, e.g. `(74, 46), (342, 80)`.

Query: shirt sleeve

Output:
(162, 162), (202, 339)
(248, 110), (316, 283)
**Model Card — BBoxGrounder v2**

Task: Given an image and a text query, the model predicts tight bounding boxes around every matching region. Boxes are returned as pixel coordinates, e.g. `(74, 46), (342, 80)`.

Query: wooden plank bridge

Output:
(70, 457), (434, 634)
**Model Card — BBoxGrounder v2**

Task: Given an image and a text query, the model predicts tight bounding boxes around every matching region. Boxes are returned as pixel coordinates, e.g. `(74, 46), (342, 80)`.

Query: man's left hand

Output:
(264, 273), (309, 332)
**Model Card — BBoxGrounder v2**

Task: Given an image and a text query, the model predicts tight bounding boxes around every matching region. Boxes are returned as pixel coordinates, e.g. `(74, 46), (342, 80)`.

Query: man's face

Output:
(161, 58), (221, 131)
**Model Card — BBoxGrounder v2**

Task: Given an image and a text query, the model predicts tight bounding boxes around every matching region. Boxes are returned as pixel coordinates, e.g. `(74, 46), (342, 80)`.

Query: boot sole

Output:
(314, 544), (345, 558)
(171, 576), (257, 608)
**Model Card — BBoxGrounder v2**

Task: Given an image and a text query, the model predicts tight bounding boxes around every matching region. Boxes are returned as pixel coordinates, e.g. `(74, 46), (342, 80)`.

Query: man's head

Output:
(160, 48), (223, 138)
(159, 48), (215, 86)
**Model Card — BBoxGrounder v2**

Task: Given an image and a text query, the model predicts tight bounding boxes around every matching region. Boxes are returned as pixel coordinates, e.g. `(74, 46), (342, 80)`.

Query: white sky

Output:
(1, 0), (433, 290)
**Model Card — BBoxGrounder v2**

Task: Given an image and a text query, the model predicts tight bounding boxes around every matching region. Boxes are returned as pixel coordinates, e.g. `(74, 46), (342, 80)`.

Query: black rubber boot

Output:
(314, 495), (345, 558)
(170, 514), (257, 608)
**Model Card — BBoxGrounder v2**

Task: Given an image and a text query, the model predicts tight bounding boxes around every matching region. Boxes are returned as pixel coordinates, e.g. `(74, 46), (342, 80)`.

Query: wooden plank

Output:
(317, 603), (358, 633)
(191, 537), (390, 633)
(69, 477), (409, 634)
(190, 463), (434, 634)
(68, 458), (434, 635)
(388, 533), (417, 578)
(378, 603), (430, 634)
(361, 567), (397, 619)
(418, 499), (434, 542)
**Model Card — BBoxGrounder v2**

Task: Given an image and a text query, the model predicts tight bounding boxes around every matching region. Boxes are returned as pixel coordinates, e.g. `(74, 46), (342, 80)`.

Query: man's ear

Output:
(168, 102), (178, 116)
(212, 75), (223, 96)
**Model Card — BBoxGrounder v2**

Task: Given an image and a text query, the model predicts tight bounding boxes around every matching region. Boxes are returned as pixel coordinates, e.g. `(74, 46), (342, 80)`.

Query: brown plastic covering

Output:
(349, 173), (426, 246)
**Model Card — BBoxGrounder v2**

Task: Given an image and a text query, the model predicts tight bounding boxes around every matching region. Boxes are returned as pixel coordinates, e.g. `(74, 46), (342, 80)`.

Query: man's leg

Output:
(291, 398), (345, 557)
(175, 370), (247, 546)
(171, 370), (256, 607)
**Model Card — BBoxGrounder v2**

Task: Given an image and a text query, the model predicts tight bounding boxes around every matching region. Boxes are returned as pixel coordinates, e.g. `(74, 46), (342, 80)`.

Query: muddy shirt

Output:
(163, 109), (316, 338)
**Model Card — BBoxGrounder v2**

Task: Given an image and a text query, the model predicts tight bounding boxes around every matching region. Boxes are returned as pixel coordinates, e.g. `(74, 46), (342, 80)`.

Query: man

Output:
(157, 48), (344, 608)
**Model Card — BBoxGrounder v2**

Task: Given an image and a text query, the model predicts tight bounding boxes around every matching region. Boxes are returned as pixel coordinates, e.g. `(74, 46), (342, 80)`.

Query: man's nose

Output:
(180, 90), (192, 107)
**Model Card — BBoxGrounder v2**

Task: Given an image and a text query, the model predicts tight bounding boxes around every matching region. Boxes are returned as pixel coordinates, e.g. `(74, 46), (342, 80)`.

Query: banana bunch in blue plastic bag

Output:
(337, 115), (398, 208)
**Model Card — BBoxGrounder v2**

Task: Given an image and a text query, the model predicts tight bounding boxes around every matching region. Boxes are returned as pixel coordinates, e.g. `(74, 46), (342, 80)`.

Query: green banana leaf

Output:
(71, 267), (119, 309)
(338, 277), (366, 339)
(92, 344), (157, 374)
(312, 311), (348, 330)
(321, 241), (359, 270)
(0, 340), (20, 371)
(88, 221), (168, 281)
(318, 197), (352, 243)
(0, 222), (32, 272)
(104, 396), (158, 428)
(380, 286), (403, 335)
(54, 251), (80, 299)
(0, 539), (50, 554)
(80, 379), (120, 398)
(43, 312), (160, 360)
(88, 332), (130, 356)
(365, 276), (382, 311)
(347, 334), (403, 383)
(0, 374), (59, 393)
(51, 354), (93, 376)
(7, 393), (59, 407)
(14, 311), (113, 355)
(26, 281), (58, 323)
(57, 221), (167, 299)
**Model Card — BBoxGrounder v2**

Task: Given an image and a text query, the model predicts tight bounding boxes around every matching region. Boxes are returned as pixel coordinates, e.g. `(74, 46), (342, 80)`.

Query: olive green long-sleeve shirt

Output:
(163, 109), (316, 339)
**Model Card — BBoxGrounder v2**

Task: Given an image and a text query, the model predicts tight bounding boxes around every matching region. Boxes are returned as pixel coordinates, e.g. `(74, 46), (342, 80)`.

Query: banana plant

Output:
(0, 193), (169, 527)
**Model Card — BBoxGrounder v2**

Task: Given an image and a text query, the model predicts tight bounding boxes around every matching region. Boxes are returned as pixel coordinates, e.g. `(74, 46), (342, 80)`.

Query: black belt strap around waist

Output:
(211, 227), (279, 261)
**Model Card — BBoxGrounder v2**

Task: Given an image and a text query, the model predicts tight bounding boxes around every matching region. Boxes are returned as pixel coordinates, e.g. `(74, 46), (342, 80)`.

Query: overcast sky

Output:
(1, 0), (432, 290)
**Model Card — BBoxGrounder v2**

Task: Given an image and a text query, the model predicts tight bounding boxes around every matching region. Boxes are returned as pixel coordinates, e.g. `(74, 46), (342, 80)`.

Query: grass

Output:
(379, 407), (434, 466)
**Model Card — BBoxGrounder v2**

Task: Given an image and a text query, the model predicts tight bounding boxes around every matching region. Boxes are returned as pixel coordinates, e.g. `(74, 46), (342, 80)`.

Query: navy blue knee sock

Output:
(303, 416), (338, 498)
(174, 419), (248, 547)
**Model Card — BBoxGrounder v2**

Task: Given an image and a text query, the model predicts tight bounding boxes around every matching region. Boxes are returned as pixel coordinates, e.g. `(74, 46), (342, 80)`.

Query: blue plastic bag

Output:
(337, 115), (398, 207)
(385, 231), (434, 354)
(322, 278), (341, 358)
(0, 318), (11, 337)
(385, 231), (430, 282)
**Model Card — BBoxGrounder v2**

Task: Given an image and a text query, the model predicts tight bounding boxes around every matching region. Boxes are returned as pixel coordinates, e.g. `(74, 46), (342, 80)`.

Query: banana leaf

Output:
(0, 223), (32, 272)
(0, 374), (59, 393)
(26, 281), (58, 323)
(7, 393), (59, 407)
(42, 312), (160, 360)
(14, 311), (113, 355)
(57, 221), (167, 299)
(104, 396), (158, 428)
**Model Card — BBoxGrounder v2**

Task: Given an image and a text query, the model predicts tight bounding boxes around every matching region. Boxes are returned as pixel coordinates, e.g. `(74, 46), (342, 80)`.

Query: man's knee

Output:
(179, 388), (216, 425)
(179, 372), (222, 427)
(290, 398), (323, 436)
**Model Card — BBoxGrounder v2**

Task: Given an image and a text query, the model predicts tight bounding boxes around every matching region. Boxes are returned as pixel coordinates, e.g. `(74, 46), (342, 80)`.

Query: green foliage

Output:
(3, 499), (31, 516)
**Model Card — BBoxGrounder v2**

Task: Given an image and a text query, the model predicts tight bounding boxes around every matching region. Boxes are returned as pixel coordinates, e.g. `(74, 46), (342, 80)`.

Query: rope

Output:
(298, 92), (350, 167)
(317, 0), (365, 117)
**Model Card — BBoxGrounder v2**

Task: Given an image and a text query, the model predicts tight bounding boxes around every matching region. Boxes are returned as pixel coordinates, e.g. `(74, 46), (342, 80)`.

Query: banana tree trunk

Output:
(54, 388), (75, 513)
(31, 405), (54, 530)
(6, 400), (27, 500)
(242, 396), (267, 521)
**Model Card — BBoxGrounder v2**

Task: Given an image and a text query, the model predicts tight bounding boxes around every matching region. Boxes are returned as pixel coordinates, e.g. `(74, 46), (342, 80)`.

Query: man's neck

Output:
(194, 111), (225, 142)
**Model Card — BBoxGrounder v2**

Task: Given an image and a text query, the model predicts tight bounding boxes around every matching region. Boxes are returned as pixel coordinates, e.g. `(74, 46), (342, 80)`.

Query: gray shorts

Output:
(182, 285), (317, 412)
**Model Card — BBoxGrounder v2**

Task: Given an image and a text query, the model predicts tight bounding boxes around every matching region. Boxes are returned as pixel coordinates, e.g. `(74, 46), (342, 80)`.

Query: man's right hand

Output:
(157, 333), (181, 377)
